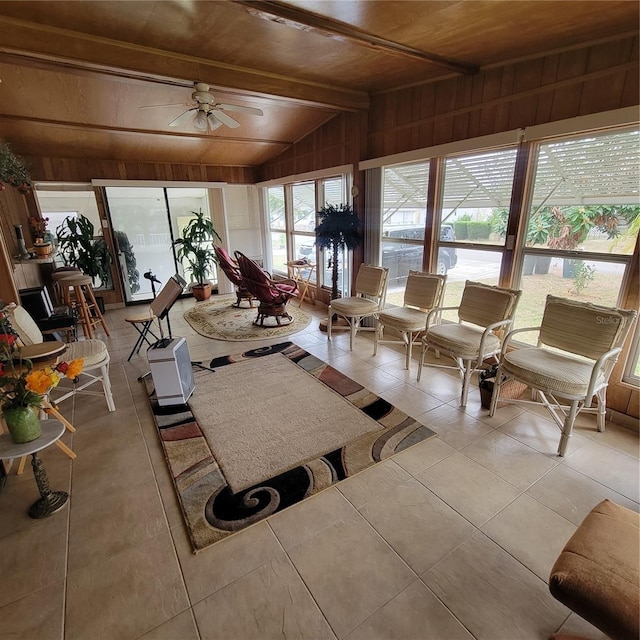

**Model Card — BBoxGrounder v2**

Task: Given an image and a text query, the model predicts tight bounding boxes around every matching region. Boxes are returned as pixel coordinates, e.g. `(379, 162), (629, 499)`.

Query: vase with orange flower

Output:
(0, 310), (83, 443)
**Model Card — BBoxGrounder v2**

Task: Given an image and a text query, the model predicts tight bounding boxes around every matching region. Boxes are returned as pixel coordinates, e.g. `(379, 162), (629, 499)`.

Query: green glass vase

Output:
(3, 406), (42, 444)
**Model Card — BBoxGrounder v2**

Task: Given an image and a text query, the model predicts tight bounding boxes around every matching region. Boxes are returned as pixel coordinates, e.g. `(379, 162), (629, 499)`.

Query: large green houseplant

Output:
(0, 143), (31, 192)
(56, 215), (112, 287)
(172, 209), (221, 301)
(314, 203), (361, 302)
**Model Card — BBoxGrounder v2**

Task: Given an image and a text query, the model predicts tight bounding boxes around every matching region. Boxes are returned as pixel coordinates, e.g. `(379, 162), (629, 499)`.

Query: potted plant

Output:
(0, 143), (31, 192)
(172, 209), (221, 301)
(56, 215), (112, 288)
(314, 203), (361, 302)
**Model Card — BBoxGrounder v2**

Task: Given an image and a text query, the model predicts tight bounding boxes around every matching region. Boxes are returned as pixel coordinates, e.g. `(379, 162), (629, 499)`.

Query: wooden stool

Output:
(58, 274), (110, 339)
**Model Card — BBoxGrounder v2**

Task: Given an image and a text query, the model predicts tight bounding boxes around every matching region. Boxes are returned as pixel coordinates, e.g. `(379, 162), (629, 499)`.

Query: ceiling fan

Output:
(141, 82), (263, 132)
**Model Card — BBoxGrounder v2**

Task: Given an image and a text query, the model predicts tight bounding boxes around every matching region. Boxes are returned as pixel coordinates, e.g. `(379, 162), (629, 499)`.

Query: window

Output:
(514, 128), (639, 342)
(437, 148), (517, 318)
(264, 174), (349, 296)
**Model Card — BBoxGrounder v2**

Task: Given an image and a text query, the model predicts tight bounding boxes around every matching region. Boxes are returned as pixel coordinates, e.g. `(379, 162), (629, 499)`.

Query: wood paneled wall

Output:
(259, 35), (638, 179)
(24, 157), (256, 185)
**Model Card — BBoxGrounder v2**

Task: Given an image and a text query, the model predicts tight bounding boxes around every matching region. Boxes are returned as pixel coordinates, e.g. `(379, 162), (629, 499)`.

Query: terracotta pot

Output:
(3, 406), (42, 444)
(192, 283), (212, 301)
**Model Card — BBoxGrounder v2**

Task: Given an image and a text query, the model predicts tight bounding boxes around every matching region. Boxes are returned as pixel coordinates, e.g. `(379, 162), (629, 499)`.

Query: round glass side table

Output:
(0, 420), (69, 518)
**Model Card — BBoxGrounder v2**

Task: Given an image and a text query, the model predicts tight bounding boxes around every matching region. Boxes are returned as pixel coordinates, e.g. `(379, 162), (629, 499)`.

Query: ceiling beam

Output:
(0, 113), (293, 147)
(0, 16), (369, 111)
(232, 0), (478, 75)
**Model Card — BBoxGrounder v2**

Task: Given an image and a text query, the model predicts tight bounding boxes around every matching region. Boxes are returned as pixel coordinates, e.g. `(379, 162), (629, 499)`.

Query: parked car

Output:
(382, 225), (457, 284)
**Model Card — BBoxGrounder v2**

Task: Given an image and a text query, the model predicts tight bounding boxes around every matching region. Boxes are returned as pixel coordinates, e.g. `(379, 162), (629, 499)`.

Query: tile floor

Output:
(0, 297), (638, 640)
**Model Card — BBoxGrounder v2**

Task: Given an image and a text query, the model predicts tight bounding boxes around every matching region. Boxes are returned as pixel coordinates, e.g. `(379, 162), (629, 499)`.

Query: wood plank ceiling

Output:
(0, 0), (636, 168)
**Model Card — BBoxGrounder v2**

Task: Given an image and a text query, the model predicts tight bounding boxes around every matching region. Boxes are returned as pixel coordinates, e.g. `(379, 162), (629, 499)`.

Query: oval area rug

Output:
(184, 295), (312, 341)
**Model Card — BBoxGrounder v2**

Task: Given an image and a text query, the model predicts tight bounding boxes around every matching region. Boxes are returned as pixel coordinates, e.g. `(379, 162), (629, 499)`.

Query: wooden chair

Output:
(490, 295), (637, 456)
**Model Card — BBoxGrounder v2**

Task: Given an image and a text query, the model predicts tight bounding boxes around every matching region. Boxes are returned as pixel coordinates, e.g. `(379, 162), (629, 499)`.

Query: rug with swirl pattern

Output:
(147, 341), (436, 552)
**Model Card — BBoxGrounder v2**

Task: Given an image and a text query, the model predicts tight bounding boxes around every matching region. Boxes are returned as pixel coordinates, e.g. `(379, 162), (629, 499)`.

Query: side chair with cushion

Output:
(490, 295), (637, 456)
(235, 251), (299, 326)
(213, 245), (255, 308)
(7, 304), (115, 412)
(328, 264), (389, 351)
(374, 271), (447, 369)
(417, 280), (522, 407)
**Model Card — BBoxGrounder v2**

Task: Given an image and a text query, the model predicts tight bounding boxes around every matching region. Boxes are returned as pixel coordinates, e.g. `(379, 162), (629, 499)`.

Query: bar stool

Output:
(51, 267), (81, 307)
(58, 274), (110, 339)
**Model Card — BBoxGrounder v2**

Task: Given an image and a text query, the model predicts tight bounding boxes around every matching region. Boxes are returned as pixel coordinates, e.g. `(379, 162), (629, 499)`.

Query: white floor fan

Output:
(141, 81), (263, 132)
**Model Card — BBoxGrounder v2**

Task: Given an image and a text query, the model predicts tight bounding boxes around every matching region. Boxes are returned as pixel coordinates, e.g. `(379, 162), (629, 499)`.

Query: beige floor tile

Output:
(155, 471), (185, 528)
(392, 436), (457, 476)
(172, 520), (283, 604)
(416, 452), (521, 526)
(71, 416), (145, 458)
(416, 403), (494, 450)
(499, 408), (590, 457)
(526, 464), (639, 525)
(455, 394), (526, 428)
(410, 368), (463, 403)
(348, 366), (406, 395)
(589, 421), (640, 458)
(68, 478), (168, 572)
(346, 580), (473, 640)
(137, 609), (200, 640)
(380, 385), (444, 419)
(0, 514), (68, 608)
(0, 580), (65, 640)
(462, 430), (559, 490)
(269, 487), (362, 550)
(358, 478), (475, 575)
(423, 531), (569, 640)
(481, 494), (577, 580)
(65, 532), (189, 640)
(337, 459), (411, 510)
(563, 439), (640, 502)
(192, 553), (336, 640)
(287, 514), (415, 638)
(71, 441), (156, 507)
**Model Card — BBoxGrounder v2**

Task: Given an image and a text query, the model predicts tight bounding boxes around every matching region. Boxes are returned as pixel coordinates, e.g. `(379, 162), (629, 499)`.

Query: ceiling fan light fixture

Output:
(208, 114), (223, 131)
(193, 110), (209, 131)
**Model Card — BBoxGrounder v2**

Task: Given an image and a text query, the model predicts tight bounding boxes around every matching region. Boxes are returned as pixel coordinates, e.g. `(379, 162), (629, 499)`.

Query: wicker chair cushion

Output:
(331, 297), (379, 315)
(501, 347), (602, 397)
(403, 271), (445, 309)
(458, 280), (521, 327)
(65, 339), (109, 367)
(426, 323), (501, 358)
(7, 305), (44, 345)
(355, 264), (388, 297)
(378, 307), (427, 332)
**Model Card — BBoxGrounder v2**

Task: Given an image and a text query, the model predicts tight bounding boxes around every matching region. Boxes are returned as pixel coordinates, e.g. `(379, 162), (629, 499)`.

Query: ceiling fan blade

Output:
(168, 108), (197, 127)
(216, 103), (263, 117)
(211, 109), (241, 129)
(140, 102), (190, 109)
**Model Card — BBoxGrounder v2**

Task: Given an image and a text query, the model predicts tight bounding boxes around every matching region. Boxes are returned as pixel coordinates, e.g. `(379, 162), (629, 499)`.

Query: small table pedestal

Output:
(29, 452), (68, 519)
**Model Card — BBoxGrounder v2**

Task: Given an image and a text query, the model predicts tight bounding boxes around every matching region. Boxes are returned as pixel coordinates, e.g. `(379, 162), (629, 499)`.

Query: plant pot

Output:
(33, 242), (52, 257)
(522, 254), (536, 275)
(3, 406), (42, 444)
(534, 255), (552, 274)
(192, 283), (212, 301)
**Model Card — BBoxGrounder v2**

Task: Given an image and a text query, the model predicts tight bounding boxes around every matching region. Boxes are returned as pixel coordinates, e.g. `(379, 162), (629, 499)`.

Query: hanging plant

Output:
(0, 143), (31, 191)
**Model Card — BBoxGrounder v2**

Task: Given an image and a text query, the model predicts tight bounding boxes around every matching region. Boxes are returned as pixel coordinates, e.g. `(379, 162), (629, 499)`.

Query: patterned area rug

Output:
(183, 295), (312, 341)
(147, 342), (437, 552)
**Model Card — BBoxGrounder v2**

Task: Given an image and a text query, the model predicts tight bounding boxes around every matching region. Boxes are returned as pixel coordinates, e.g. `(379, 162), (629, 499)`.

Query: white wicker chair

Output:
(374, 271), (447, 369)
(7, 304), (115, 412)
(328, 264), (389, 351)
(490, 295), (637, 456)
(417, 280), (522, 407)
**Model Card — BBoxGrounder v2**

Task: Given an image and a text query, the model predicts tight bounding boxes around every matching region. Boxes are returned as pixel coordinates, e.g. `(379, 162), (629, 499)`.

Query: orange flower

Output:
(25, 369), (55, 395)
(65, 359), (84, 379)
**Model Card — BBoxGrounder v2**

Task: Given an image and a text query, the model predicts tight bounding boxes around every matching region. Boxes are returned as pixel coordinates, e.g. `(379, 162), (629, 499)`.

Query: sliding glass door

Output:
(105, 186), (212, 302)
